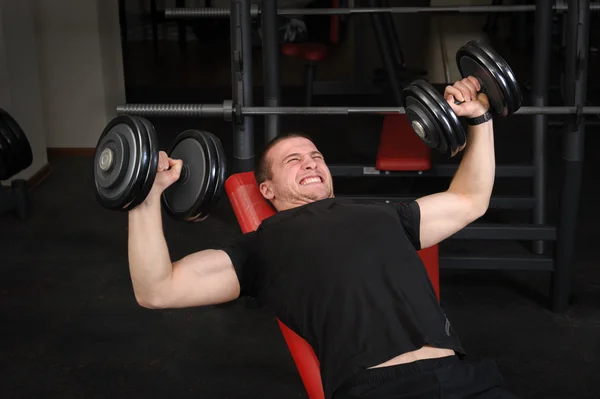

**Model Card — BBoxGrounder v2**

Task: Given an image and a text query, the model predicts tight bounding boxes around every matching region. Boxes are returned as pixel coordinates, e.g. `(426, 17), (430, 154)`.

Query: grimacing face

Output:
(259, 137), (334, 211)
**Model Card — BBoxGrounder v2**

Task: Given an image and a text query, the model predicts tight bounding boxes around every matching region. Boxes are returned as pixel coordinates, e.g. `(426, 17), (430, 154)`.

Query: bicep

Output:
(416, 191), (477, 249)
(161, 249), (242, 308)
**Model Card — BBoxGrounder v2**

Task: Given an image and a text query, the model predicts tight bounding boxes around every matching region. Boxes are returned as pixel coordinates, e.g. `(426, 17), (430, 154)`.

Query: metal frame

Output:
(115, 0), (591, 312)
(229, 0), (255, 173)
(116, 104), (600, 116)
(553, 0), (590, 312)
(164, 2), (600, 18)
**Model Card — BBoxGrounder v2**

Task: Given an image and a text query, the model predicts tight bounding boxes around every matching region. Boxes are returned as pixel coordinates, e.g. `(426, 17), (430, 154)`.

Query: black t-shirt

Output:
(219, 198), (466, 399)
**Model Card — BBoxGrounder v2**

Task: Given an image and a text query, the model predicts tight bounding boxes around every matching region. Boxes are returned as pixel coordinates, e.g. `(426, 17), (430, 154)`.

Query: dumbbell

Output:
(93, 115), (227, 222)
(401, 40), (523, 157)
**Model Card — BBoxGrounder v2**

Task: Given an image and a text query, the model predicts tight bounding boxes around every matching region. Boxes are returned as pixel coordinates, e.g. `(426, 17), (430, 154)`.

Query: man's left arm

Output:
(416, 77), (495, 249)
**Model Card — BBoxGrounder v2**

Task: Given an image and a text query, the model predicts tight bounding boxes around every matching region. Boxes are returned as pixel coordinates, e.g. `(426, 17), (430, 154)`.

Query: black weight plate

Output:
(190, 132), (220, 221)
(401, 83), (449, 155)
(0, 131), (12, 180)
(161, 130), (217, 222)
(474, 40), (522, 114)
(456, 40), (514, 117)
(94, 116), (147, 210)
(125, 117), (159, 211)
(203, 132), (227, 217)
(416, 80), (466, 155)
(409, 80), (461, 157)
(0, 109), (33, 171)
(0, 118), (18, 178)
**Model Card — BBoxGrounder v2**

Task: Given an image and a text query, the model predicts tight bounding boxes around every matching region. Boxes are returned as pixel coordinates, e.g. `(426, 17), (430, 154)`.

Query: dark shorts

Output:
(333, 355), (520, 399)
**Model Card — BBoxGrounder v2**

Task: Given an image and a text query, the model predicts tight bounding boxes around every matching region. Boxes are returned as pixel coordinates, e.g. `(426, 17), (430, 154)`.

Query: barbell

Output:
(95, 39), (586, 219)
(118, 104), (600, 117)
(164, 1), (600, 18)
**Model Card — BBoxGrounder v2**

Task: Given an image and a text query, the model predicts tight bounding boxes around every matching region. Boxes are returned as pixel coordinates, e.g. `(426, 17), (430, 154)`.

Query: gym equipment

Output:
(93, 115), (158, 211)
(162, 129), (227, 222)
(224, 171), (440, 399)
(93, 115), (226, 222)
(0, 109), (33, 181)
(117, 103), (600, 117)
(118, 0), (592, 313)
(401, 39), (522, 156)
(164, 1), (600, 18)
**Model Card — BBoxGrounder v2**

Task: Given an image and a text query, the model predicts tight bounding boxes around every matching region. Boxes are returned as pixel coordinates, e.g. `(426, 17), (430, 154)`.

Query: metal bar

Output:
(116, 104), (600, 116)
(328, 164), (535, 178)
(342, 195), (536, 209)
(532, 0), (554, 254)
(164, 3), (600, 18)
(229, 1), (253, 172)
(440, 255), (554, 271)
(242, 106), (600, 115)
(240, 0), (255, 171)
(261, 0), (280, 143)
(451, 224), (557, 241)
(553, 0), (590, 313)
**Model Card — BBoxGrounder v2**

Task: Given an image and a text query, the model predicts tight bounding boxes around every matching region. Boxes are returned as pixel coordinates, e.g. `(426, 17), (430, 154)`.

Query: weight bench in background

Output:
(224, 171), (439, 399)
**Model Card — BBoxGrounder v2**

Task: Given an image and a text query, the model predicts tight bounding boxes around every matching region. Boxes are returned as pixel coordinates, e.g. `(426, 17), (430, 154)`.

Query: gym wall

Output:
(0, 0), (124, 183)
(0, 0), (48, 183)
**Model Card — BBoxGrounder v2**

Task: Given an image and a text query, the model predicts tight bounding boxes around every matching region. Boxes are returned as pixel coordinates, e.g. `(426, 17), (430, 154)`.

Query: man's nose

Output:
(302, 156), (317, 169)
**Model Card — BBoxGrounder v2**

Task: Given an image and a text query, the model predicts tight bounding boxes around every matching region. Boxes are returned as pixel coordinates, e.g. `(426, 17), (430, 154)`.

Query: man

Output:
(127, 77), (519, 399)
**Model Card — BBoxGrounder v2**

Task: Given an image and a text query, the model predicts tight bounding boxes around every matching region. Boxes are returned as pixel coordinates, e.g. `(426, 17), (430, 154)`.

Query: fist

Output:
(444, 76), (490, 119)
(148, 151), (183, 198)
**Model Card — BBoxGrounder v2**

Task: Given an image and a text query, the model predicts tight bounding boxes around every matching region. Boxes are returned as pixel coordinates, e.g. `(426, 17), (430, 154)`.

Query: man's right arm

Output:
(128, 196), (241, 309)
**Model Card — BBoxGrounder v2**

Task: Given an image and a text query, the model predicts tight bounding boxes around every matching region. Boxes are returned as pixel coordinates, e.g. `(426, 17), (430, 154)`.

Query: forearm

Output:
(128, 194), (173, 304)
(448, 120), (495, 212)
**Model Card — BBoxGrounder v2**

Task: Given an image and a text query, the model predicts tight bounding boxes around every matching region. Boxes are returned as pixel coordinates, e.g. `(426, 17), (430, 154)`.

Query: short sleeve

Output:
(391, 201), (422, 250)
(216, 231), (259, 297)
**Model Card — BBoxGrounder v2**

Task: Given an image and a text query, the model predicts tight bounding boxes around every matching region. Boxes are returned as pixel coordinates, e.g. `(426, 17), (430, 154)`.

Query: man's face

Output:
(260, 137), (334, 210)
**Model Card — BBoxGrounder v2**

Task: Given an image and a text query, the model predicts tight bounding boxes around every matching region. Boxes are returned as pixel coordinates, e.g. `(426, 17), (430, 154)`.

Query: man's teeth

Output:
(301, 177), (321, 185)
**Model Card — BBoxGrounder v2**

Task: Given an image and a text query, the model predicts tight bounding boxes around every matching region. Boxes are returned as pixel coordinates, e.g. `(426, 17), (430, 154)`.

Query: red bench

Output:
(376, 114), (432, 172)
(224, 172), (439, 399)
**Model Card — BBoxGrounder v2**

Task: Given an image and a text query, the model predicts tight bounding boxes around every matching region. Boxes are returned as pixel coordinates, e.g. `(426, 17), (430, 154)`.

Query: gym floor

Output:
(2, 16), (600, 399)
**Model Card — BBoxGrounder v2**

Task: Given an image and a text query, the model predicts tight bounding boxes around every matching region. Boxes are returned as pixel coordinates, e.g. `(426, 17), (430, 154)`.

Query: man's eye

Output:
(287, 158), (299, 163)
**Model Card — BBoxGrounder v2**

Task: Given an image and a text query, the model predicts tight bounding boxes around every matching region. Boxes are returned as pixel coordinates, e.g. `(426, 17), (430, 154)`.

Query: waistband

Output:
(341, 355), (461, 389)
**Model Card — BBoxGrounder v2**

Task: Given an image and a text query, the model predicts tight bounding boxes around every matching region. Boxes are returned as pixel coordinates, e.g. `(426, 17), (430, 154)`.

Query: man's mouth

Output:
(300, 176), (323, 185)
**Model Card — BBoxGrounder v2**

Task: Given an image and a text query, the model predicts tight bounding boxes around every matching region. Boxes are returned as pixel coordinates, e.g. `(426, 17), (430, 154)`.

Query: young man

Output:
(127, 77), (520, 399)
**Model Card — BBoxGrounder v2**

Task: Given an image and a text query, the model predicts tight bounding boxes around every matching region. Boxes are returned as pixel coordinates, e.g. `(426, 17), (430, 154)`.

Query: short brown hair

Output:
(255, 132), (314, 185)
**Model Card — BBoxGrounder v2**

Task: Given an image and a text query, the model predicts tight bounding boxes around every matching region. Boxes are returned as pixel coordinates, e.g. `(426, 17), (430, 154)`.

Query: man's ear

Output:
(259, 181), (274, 200)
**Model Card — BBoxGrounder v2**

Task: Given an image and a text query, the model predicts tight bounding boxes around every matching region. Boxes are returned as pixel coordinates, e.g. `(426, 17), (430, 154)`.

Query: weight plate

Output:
(473, 40), (522, 114)
(0, 130), (12, 180)
(94, 116), (147, 210)
(0, 109), (33, 172)
(0, 118), (19, 178)
(203, 132), (227, 217)
(162, 130), (218, 222)
(401, 82), (449, 155)
(416, 80), (466, 156)
(456, 40), (515, 117)
(125, 117), (159, 211)
(190, 132), (220, 221)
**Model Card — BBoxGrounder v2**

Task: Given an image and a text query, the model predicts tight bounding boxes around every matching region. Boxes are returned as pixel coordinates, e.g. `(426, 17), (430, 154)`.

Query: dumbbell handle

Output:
(177, 164), (190, 184)
(452, 76), (487, 106)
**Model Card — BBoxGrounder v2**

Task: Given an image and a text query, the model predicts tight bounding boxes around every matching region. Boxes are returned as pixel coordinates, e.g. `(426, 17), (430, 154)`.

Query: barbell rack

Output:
(116, 104), (600, 117)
